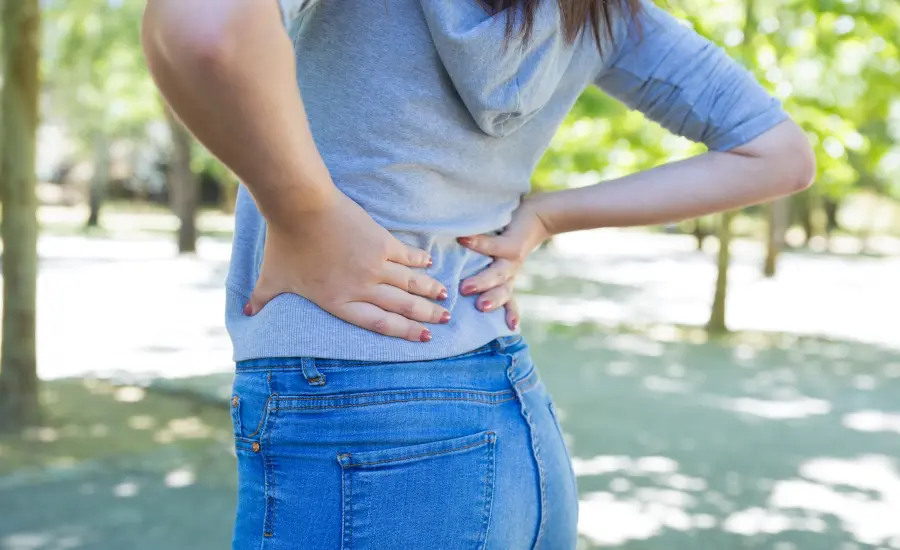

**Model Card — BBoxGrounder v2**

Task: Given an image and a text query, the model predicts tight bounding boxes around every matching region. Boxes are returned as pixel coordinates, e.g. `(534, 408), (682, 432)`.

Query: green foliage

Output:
(42, 0), (160, 149)
(536, 0), (900, 204)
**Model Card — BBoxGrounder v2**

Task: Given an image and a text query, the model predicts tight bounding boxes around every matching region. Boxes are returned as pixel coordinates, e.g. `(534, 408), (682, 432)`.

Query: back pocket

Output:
(337, 430), (497, 550)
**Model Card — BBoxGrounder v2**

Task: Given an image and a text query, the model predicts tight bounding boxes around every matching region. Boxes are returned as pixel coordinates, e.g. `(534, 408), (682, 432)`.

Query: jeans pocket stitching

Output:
(337, 432), (497, 550)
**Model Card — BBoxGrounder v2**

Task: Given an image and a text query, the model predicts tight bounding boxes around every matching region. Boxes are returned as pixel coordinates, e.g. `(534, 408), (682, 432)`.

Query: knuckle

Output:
(372, 318), (390, 334)
(400, 300), (417, 318)
(406, 276), (419, 293)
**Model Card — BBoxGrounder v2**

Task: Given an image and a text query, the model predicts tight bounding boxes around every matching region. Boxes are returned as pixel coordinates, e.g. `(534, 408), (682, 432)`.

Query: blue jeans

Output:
(230, 336), (578, 549)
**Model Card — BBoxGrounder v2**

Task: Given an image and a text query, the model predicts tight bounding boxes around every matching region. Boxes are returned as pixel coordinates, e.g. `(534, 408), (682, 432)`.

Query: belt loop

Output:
(300, 358), (326, 386)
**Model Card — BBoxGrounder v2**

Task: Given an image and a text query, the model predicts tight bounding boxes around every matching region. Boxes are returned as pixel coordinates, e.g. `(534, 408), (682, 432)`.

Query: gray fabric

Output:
(226, 0), (787, 361)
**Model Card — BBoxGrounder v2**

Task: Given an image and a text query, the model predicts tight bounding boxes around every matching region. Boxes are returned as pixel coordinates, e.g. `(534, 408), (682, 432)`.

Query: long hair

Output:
(281, 0), (642, 51)
(482, 0), (641, 51)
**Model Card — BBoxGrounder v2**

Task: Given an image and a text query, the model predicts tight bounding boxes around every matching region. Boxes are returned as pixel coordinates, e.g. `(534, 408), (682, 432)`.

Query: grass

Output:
(0, 378), (234, 480)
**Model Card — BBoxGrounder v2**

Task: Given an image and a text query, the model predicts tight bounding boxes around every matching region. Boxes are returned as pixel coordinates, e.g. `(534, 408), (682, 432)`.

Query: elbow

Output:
(142, 1), (239, 76)
(783, 125), (816, 193)
(771, 121), (816, 194)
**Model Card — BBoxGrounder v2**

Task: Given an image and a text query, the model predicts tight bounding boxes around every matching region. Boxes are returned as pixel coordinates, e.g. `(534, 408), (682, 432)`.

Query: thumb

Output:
(457, 233), (520, 259)
(245, 275), (283, 316)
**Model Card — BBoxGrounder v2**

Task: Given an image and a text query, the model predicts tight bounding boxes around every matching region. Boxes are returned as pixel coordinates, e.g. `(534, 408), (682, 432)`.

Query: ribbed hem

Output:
(224, 286), (517, 362)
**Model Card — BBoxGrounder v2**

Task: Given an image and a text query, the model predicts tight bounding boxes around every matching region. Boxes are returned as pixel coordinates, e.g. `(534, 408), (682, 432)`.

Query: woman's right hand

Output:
(245, 191), (450, 342)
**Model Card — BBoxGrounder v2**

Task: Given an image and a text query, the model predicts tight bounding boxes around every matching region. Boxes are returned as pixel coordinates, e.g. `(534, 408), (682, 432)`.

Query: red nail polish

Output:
(440, 311), (451, 324)
(480, 300), (493, 311)
(461, 284), (477, 295)
(243, 303), (252, 316)
(458, 237), (472, 245)
(420, 329), (432, 342)
(438, 289), (448, 300)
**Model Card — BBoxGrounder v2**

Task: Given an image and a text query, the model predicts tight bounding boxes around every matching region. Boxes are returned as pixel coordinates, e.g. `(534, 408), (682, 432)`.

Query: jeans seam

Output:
(263, 371), (277, 539)
(277, 387), (513, 400)
(339, 433), (494, 468)
(276, 395), (516, 412)
(478, 437), (496, 550)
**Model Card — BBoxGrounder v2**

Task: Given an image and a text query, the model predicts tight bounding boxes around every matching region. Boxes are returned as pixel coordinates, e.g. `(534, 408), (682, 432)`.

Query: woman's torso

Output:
(226, 0), (606, 361)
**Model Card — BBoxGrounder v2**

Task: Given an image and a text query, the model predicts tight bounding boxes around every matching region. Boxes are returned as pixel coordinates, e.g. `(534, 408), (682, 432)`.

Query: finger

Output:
(458, 234), (520, 259)
(246, 276), (284, 316)
(505, 297), (520, 330)
(366, 284), (450, 325)
(382, 262), (448, 301)
(387, 240), (432, 268)
(474, 281), (514, 313)
(338, 302), (433, 342)
(460, 259), (515, 296)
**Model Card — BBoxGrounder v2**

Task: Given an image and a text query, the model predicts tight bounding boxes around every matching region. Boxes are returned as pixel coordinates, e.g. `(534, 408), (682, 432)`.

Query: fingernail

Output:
(479, 300), (493, 311)
(512, 317), (520, 330)
(426, 257), (433, 268)
(420, 329), (432, 343)
(458, 237), (472, 245)
(438, 288), (448, 300)
(243, 303), (252, 316)
(440, 311), (451, 324)
(461, 284), (477, 295)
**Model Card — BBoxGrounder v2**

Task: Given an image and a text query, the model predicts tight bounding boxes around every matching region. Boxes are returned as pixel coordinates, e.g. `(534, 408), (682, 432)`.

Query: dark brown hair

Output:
(482, 0), (642, 51)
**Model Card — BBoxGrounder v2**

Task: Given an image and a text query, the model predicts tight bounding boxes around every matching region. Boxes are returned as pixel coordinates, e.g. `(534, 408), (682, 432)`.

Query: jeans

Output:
(230, 336), (578, 549)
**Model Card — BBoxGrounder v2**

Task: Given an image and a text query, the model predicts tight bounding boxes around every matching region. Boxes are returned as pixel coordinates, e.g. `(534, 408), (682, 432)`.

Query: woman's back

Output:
(225, 0), (785, 362)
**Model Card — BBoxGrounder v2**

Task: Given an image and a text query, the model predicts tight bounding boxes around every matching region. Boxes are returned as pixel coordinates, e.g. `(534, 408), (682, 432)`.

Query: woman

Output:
(142, 0), (814, 548)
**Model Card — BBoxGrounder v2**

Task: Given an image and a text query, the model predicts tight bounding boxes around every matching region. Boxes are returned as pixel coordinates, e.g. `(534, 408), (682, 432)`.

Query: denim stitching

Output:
(338, 454), (352, 550)
(262, 372), (277, 539)
(504, 353), (547, 550)
(277, 395), (517, 412)
(477, 436), (496, 550)
(341, 433), (494, 468)
(278, 387), (513, 400)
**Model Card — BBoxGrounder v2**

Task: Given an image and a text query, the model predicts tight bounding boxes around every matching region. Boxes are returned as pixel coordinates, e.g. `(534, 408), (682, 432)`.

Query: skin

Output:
(460, 120), (816, 329)
(142, 0), (816, 341)
(142, 0), (450, 342)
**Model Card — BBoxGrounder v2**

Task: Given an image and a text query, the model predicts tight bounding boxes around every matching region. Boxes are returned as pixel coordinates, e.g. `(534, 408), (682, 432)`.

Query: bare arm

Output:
(141, 0), (332, 222)
(142, 0), (450, 342)
(536, 120), (815, 234)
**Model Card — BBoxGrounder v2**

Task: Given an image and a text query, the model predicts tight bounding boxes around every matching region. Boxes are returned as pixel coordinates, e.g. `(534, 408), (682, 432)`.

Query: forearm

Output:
(538, 121), (816, 234)
(141, 0), (334, 226)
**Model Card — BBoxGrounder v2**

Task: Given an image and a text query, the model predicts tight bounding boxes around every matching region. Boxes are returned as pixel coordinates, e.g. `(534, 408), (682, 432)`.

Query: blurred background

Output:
(0, 0), (898, 548)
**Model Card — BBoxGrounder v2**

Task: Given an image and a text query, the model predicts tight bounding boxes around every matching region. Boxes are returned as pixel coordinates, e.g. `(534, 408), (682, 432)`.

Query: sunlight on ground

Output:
(576, 454), (900, 548)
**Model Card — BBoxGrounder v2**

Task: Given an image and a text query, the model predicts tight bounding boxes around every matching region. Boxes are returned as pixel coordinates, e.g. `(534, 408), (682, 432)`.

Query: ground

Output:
(1, 220), (898, 549)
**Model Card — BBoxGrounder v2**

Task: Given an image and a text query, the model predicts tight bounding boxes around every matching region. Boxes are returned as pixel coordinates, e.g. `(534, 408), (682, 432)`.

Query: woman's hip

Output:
(230, 336), (578, 549)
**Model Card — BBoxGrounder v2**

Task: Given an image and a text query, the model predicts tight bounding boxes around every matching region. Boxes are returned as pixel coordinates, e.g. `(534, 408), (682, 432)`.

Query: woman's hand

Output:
(457, 196), (553, 331)
(246, 191), (451, 342)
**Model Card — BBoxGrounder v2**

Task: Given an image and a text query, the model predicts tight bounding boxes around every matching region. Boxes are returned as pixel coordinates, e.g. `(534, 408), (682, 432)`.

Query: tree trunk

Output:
(763, 196), (791, 277)
(0, 0), (41, 432)
(797, 190), (814, 246)
(165, 108), (199, 254)
(85, 133), (109, 228)
(692, 218), (708, 251)
(707, 211), (734, 334)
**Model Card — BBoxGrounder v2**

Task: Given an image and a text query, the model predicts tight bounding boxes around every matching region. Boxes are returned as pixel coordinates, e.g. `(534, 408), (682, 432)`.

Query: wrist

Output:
(262, 181), (342, 234)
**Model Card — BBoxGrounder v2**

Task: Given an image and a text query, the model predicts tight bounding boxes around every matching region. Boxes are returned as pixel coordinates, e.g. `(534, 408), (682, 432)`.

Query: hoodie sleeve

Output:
(419, 0), (578, 138)
(595, 0), (787, 151)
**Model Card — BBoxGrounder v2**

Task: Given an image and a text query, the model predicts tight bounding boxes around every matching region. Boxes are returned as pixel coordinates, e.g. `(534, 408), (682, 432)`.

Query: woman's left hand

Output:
(457, 196), (553, 331)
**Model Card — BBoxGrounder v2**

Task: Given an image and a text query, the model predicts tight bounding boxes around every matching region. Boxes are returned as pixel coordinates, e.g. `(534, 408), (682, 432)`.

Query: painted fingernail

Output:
(512, 317), (520, 330)
(479, 300), (493, 311)
(438, 288), (448, 300)
(420, 329), (432, 342)
(440, 311), (451, 324)
(461, 284), (477, 295)
(458, 237), (472, 245)
(243, 303), (252, 316)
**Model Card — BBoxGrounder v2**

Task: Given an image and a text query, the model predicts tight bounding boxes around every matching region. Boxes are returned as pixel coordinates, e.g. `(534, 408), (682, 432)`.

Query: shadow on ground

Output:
(2, 323), (900, 549)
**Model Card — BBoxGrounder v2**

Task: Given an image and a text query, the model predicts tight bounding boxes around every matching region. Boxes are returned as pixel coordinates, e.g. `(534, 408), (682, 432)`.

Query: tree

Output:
(0, 0), (41, 431)
(165, 107), (199, 253)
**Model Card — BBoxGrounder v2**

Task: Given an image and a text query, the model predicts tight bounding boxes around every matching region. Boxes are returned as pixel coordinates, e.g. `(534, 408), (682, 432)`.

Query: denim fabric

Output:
(230, 336), (578, 549)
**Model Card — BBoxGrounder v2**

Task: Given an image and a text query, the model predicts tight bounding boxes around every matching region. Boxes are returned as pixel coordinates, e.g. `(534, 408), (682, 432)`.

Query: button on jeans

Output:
(230, 336), (578, 549)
